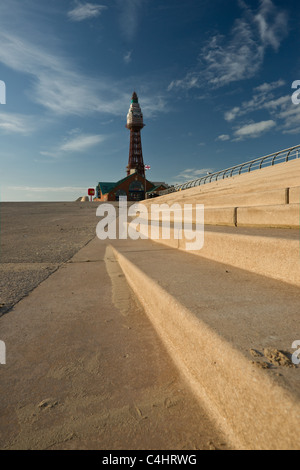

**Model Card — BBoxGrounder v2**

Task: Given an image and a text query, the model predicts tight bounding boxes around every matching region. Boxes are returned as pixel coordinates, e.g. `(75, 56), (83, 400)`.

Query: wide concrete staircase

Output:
(137, 158), (300, 286)
(110, 158), (300, 450)
(152, 157), (300, 228)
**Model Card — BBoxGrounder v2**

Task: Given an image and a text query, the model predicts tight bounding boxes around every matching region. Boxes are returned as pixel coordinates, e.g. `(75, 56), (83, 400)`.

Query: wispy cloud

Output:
(224, 79), (286, 122)
(0, 29), (168, 120)
(123, 50), (133, 64)
(139, 94), (169, 119)
(0, 112), (35, 134)
(168, 0), (288, 91)
(233, 119), (276, 140)
(0, 1), (169, 123)
(224, 107), (241, 123)
(116, 0), (147, 42)
(40, 133), (107, 158)
(60, 134), (106, 152)
(223, 79), (300, 137)
(0, 30), (131, 117)
(254, 79), (285, 94)
(216, 134), (230, 142)
(173, 168), (215, 184)
(254, 0), (288, 50)
(276, 99), (300, 134)
(68, 2), (107, 22)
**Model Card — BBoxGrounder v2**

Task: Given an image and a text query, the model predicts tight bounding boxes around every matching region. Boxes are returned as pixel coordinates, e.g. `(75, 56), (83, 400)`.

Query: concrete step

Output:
(111, 238), (300, 450)
(180, 185), (299, 210)
(290, 185), (300, 204)
(138, 202), (299, 228)
(237, 203), (299, 228)
(174, 187), (289, 208)
(153, 159), (300, 205)
(140, 160), (300, 229)
(134, 220), (300, 287)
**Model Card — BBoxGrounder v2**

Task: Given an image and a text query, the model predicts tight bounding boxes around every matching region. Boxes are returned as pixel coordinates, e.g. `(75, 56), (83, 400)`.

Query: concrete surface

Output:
(136, 220), (300, 287)
(112, 238), (300, 450)
(0, 204), (229, 450)
(139, 202), (299, 228)
(164, 188), (288, 209)
(237, 203), (299, 228)
(289, 186), (300, 204)
(0, 202), (98, 316)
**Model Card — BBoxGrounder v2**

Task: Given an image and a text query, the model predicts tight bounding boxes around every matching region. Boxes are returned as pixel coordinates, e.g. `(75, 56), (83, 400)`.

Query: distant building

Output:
(96, 172), (168, 202)
(95, 92), (169, 201)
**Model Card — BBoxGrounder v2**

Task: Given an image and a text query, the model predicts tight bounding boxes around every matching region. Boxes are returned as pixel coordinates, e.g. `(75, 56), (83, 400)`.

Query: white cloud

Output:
(40, 133), (107, 158)
(278, 103), (300, 134)
(0, 30), (131, 117)
(264, 95), (290, 109)
(234, 120), (276, 140)
(224, 107), (241, 122)
(0, 112), (34, 134)
(254, 0), (287, 50)
(68, 2), (107, 22)
(0, 30), (168, 120)
(168, 0), (288, 90)
(0, 1), (170, 123)
(174, 168), (215, 184)
(116, 0), (147, 42)
(216, 134), (230, 142)
(254, 79), (285, 94)
(224, 80), (287, 123)
(137, 94), (169, 119)
(168, 74), (200, 92)
(223, 79), (300, 137)
(123, 50), (133, 64)
(60, 134), (106, 152)
(201, 21), (262, 88)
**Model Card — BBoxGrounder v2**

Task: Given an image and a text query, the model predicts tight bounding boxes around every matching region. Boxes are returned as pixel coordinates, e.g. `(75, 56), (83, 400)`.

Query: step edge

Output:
(111, 244), (300, 450)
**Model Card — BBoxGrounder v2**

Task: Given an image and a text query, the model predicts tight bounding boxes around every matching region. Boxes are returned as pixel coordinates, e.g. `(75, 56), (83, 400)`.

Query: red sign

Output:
(88, 188), (95, 196)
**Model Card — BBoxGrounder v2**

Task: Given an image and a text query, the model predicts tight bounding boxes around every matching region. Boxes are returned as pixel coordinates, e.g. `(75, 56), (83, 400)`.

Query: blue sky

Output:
(0, 0), (299, 201)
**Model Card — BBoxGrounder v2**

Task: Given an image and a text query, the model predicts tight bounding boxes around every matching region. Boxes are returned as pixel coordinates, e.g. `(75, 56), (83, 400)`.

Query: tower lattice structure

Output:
(126, 92), (145, 178)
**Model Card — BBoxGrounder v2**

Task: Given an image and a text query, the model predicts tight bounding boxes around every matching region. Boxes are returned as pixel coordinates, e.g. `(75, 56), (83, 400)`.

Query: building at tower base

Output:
(96, 172), (168, 202)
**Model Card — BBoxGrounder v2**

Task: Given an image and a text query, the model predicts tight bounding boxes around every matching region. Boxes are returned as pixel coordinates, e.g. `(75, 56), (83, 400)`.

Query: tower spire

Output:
(126, 91), (145, 177)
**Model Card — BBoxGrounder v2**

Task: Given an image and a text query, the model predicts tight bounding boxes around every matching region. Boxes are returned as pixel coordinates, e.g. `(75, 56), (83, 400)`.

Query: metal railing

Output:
(159, 144), (300, 196)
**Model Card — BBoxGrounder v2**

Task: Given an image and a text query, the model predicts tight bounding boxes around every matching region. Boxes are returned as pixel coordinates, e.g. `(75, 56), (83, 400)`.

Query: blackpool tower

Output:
(126, 91), (145, 178)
